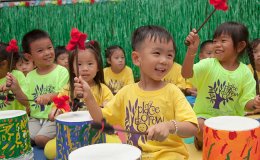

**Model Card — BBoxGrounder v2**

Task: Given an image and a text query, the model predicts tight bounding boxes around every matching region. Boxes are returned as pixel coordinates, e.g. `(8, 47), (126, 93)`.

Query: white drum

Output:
(0, 110), (33, 160)
(203, 116), (260, 160)
(69, 143), (142, 160)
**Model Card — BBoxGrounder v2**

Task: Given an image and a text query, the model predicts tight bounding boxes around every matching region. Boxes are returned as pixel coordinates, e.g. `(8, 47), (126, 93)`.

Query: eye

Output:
(37, 49), (43, 53)
(153, 52), (160, 55)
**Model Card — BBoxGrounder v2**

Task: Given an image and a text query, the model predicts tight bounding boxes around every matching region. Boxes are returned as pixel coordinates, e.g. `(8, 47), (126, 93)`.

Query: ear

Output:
(106, 58), (111, 65)
(24, 53), (33, 61)
(237, 41), (247, 53)
(132, 51), (140, 66)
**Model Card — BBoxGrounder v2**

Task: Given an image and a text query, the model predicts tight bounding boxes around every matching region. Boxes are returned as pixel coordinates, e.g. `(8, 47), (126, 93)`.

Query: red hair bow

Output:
(6, 39), (19, 53)
(53, 95), (71, 112)
(210, 0), (228, 11)
(66, 28), (87, 51)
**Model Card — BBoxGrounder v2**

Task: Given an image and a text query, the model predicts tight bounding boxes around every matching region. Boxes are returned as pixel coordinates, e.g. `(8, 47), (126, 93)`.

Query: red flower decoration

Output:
(53, 95), (70, 112)
(25, 2), (30, 7)
(6, 39), (19, 53)
(209, 0), (228, 11)
(66, 28), (87, 51)
(57, 0), (62, 5)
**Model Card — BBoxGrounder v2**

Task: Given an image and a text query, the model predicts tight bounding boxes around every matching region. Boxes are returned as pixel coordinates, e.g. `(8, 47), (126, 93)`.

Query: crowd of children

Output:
(0, 21), (260, 160)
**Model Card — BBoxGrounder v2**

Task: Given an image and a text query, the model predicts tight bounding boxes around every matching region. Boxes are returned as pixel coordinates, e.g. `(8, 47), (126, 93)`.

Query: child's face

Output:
(213, 34), (236, 62)
(199, 43), (214, 60)
(133, 37), (174, 81)
(253, 44), (260, 66)
(0, 60), (8, 79)
(57, 53), (69, 69)
(27, 38), (55, 69)
(108, 49), (125, 73)
(73, 49), (98, 85)
(16, 59), (35, 76)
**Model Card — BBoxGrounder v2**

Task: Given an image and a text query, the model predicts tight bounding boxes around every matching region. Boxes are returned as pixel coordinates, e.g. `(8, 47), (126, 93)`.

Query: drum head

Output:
(0, 110), (26, 120)
(69, 143), (141, 160)
(205, 116), (260, 131)
(56, 111), (92, 122)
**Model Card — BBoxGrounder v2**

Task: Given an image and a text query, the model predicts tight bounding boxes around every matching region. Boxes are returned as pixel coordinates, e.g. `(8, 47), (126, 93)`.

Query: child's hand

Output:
(35, 93), (57, 105)
(185, 29), (200, 54)
(253, 95), (260, 110)
(48, 108), (63, 122)
(74, 76), (92, 99)
(5, 72), (21, 93)
(147, 122), (171, 142)
(186, 88), (197, 97)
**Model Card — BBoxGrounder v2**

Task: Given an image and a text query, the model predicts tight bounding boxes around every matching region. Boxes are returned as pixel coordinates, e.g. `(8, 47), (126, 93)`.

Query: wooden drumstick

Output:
(91, 121), (148, 136)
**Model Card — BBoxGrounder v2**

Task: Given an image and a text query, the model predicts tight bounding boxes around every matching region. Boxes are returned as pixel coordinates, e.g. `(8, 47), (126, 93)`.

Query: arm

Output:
(74, 76), (103, 122)
(181, 29), (200, 79)
(6, 72), (30, 108)
(245, 96), (260, 111)
(147, 121), (197, 141)
(35, 93), (58, 105)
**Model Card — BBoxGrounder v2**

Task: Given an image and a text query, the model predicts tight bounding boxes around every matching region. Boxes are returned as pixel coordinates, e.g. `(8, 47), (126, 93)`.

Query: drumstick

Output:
(91, 122), (148, 136)
(0, 94), (52, 105)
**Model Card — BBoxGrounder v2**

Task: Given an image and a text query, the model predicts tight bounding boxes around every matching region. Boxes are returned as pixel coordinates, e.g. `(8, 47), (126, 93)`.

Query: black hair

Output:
(22, 29), (52, 54)
(68, 40), (104, 100)
(105, 45), (125, 67)
(213, 22), (249, 55)
(131, 25), (176, 52)
(200, 40), (213, 52)
(248, 38), (260, 94)
(0, 42), (19, 71)
(55, 46), (68, 62)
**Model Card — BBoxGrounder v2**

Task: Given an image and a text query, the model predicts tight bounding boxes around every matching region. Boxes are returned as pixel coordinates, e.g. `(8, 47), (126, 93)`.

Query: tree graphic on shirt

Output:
(206, 80), (238, 109)
(108, 79), (124, 94)
(125, 99), (146, 150)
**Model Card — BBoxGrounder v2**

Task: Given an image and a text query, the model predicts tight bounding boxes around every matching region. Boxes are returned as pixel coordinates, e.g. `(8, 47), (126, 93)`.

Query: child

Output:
(104, 45), (134, 94)
(54, 46), (69, 69)
(45, 39), (114, 159)
(182, 22), (260, 150)
(15, 52), (35, 76)
(74, 25), (198, 160)
(21, 29), (69, 148)
(0, 41), (29, 111)
(247, 38), (260, 114)
(185, 40), (214, 105)
(198, 40), (214, 60)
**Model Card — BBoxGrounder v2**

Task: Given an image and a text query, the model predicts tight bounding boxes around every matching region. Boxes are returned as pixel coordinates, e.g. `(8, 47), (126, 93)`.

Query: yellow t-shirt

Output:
(102, 83), (198, 160)
(103, 66), (134, 94)
(58, 83), (113, 110)
(248, 64), (260, 93)
(163, 62), (186, 91)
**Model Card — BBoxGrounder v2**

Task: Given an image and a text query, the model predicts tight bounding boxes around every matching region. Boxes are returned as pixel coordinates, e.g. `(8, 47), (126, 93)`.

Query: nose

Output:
(159, 56), (167, 65)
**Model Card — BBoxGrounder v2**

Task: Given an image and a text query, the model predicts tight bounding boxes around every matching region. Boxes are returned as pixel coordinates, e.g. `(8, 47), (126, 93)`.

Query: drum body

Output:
(56, 111), (105, 160)
(0, 110), (33, 160)
(69, 143), (142, 160)
(203, 116), (260, 160)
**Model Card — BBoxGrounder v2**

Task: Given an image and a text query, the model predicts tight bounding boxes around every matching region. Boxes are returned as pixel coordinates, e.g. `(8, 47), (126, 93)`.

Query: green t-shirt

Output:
(0, 70), (26, 111)
(189, 58), (256, 118)
(25, 65), (69, 119)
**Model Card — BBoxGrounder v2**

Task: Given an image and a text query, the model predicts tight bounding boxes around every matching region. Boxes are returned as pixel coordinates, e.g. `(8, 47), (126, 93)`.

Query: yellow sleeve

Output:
(102, 89), (124, 126)
(125, 66), (135, 84)
(172, 86), (198, 125)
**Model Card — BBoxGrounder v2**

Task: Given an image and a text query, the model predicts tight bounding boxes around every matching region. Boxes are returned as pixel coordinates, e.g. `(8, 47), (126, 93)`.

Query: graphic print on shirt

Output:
(206, 79), (238, 109)
(125, 99), (164, 150)
(107, 79), (124, 94)
(32, 84), (55, 111)
(0, 91), (12, 109)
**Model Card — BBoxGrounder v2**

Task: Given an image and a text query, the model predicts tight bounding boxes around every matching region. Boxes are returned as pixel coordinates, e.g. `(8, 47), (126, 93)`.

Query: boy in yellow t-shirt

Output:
(74, 25), (198, 160)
